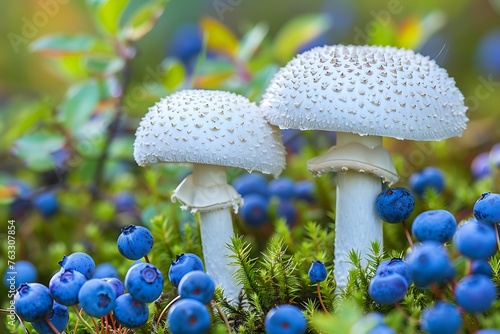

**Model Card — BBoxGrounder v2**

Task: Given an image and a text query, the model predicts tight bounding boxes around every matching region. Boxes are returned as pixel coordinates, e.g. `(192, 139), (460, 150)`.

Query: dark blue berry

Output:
(476, 28), (500, 76)
(454, 274), (497, 313)
(125, 263), (164, 303)
(369, 324), (396, 334)
(114, 192), (136, 213)
(113, 293), (149, 328)
(471, 260), (493, 278)
(474, 192), (500, 224)
(476, 330), (500, 334)
(14, 283), (53, 322)
(264, 304), (307, 334)
(375, 187), (415, 223)
(49, 269), (87, 306)
(281, 129), (306, 154)
(167, 299), (211, 334)
(233, 173), (268, 198)
(368, 273), (408, 304)
(471, 152), (491, 179)
(453, 219), (497, 259)
(117, 225), (154, 260)
(178, 271), (215, 304)
(3, 260), (37, 289)
(59, 252), (95, 280)
(168, 253), (204, 287)
(78, 279), (116, 317)
(240, 194), (269, 227)
(375, 258), (411, 286)
(308, 260), (327, 283)
(276, 199), (298, 226)
(420, 302), (462, 334)
(409, 167), (445, 198)
(406, 241), (451, 288)
(33, 191), (58, 217)
(294, 180), (315, 203)
(411, 210), (457, 243)
(268, 177), (295, 200)
(102, 277), (125, 298)
(168, 23), (203, 64)
(31, 302), (69, 334)
(93, 262), (119, 279)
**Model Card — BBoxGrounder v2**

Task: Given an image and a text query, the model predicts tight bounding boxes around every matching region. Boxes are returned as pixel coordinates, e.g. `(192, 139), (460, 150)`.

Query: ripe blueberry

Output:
(474, 192), (500, 224)
(233, 173), (268, 198)
(368, 273), (408, 304)
(178, 271), (215, 304)
(308, 260), (327, 283)
(125, 263), (164, 303)
(420, 302), (462, 334)
(409, 167), (445, 198)
(49, 269), (87, 306)
(453, 219), (497, 259)
(411, 209), (457, 243)
(264, 304), (307, 334)
(59, 252), (95, 280)
(31, 302), (69, 334)
(240, 194), (269, 227)
(167, 298), (211, 334)
(14, 283), (53, 322)
(117, 225), (154, 260)
(3, 260), (37, 289)
(454, 274), (497, 313)
(168, 253), (204, 287)
(375, 258), (411, 286)
(113, 293), (149, 328)
(406, 241), (452, 288)
(78, 279), (116, 317)
(375, 187), (415, 223)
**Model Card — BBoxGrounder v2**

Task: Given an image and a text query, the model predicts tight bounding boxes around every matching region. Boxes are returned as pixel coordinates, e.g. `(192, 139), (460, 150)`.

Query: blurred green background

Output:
(1, 0), (500, 330)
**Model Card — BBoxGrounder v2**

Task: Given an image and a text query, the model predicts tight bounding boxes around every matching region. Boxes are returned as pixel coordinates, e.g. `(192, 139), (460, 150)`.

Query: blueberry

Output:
(49, 269), (87, 306)
(368, 272), (408, 304)
(240, 194), (269, 227)
(294, 180), (315, 203)
(264, 304), (307, 334)
(490, 143), (500, 167)
(113, 293), (149, 328)
(308, 260), (327, 283)
(406, 241), (451, 288)
(114, 192), (136, 213)
(474, 192), (500, 224)
(178, 271), (215, 304)
(233, 173), (268, 198)
(31, 302), (69, 334)
(93, 262), (119, 279)
(3, 260), (37, 289)
(268, 177), (295, 200)
(276, 199), (298, 227)
(420, 302), (462, 334)
(368, 324), (396, 334)
(168, 253), (204, 287)
(453, 219), (497, 259)
(411, 210), (457, 243)
(477, 330), (500, 334)
(454, 274), (497, 313)
(281, 129), (306, 154)
(78, 279), (116, 317)
(117, 225), (154, 260)
(59, 252), (95, 280)
(14, 283), (53, 322)
(409, 167), (445, 198)
(375, 258), (411, 286)
(125, 263), (164, 303)
(33, 191), (58, 217)
(471, 152), (491, 179)
(168, 23), (203, 64)
(102, 277), (125, 298)
(375, 187), (415, 223)
(476, 28), (500, 76)
(471, 259), (493, 278)
(167, 298), (211, 334)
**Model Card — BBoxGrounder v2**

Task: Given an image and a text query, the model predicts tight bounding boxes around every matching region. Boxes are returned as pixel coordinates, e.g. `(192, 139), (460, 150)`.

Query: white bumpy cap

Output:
(261, 45), (468, 141)
(134, 89), (286, 177)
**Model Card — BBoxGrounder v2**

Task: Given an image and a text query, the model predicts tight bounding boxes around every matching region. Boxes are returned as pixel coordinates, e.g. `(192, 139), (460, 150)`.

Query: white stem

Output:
(191, 164), (241, 301)
(333, 133), (383, 290)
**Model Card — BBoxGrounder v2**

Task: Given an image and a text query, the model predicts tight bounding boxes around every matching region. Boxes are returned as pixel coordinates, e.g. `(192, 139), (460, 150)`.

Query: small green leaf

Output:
(59, 80), (100, 132)
(83, 56), (125, 75)
(97, 0), (130, 34)
(13, 132), (65, 172)
(237, 23), (269, 62)
(274, 14), (332, 64)
(30, 35), (100, 56)
(122, 1), (166, 41)
(160, 58), (186, 90)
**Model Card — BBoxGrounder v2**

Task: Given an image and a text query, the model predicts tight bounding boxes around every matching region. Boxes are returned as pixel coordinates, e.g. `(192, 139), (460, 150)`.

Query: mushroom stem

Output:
(190, 164), (241, 301)
(332, 133), (385, 290)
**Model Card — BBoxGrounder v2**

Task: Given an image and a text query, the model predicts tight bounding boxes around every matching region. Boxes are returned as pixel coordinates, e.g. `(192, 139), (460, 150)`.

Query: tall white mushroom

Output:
(134, 89), (285, 299)
(261, 45), (468, 289)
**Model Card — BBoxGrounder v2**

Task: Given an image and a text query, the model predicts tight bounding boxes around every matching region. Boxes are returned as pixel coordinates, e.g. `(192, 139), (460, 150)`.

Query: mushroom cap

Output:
(134, 89), (286, 177)
(261, 45), (468, 141)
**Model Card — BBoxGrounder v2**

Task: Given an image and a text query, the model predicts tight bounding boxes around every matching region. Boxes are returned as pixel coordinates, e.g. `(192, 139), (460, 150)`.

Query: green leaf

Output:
(237, 23), (269, 62)
(83, 56), (125, 75)
(273, 14), (332, 64)
(59, 80), (100, 132)
(96, 0), (130, 34)
(200, 16), (239, 57)
(30, 35), (101, 56)
(13, 132), (65, 172)
(160, 58), (186, 90)
(122, 0), (166, 41)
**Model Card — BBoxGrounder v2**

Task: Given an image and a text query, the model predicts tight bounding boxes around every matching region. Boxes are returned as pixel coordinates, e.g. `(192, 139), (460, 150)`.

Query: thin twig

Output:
(156, 295), (181, 328)
(495, 224), (500, 252)
(72, 305), (97, 334)
(316, 283), (331, 315)
(0, 309), (29, 334)
(401, 220), (414, 249)
(44, 317), (61, 334)
(212, 300), (234, 334)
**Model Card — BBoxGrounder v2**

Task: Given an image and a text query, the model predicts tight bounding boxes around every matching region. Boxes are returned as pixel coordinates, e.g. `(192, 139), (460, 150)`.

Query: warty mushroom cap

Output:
(261, 44), (468, 141)
(133, 89), (286, 177)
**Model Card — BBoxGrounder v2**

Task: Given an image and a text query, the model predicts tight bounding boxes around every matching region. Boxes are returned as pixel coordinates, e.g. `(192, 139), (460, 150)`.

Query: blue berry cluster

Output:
(233, 174), (316, 228)
(470, 144), (500, 179)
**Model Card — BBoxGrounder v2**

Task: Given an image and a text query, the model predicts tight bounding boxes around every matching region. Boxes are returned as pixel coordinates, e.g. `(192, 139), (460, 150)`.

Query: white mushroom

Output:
(261, 45), (468, 289)
(134, 89), (285, 300)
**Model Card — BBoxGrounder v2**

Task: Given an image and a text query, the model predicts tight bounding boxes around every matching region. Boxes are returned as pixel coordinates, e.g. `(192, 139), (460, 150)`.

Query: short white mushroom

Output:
(260, 45), (468, 289)
(134, 89), (285, 300)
